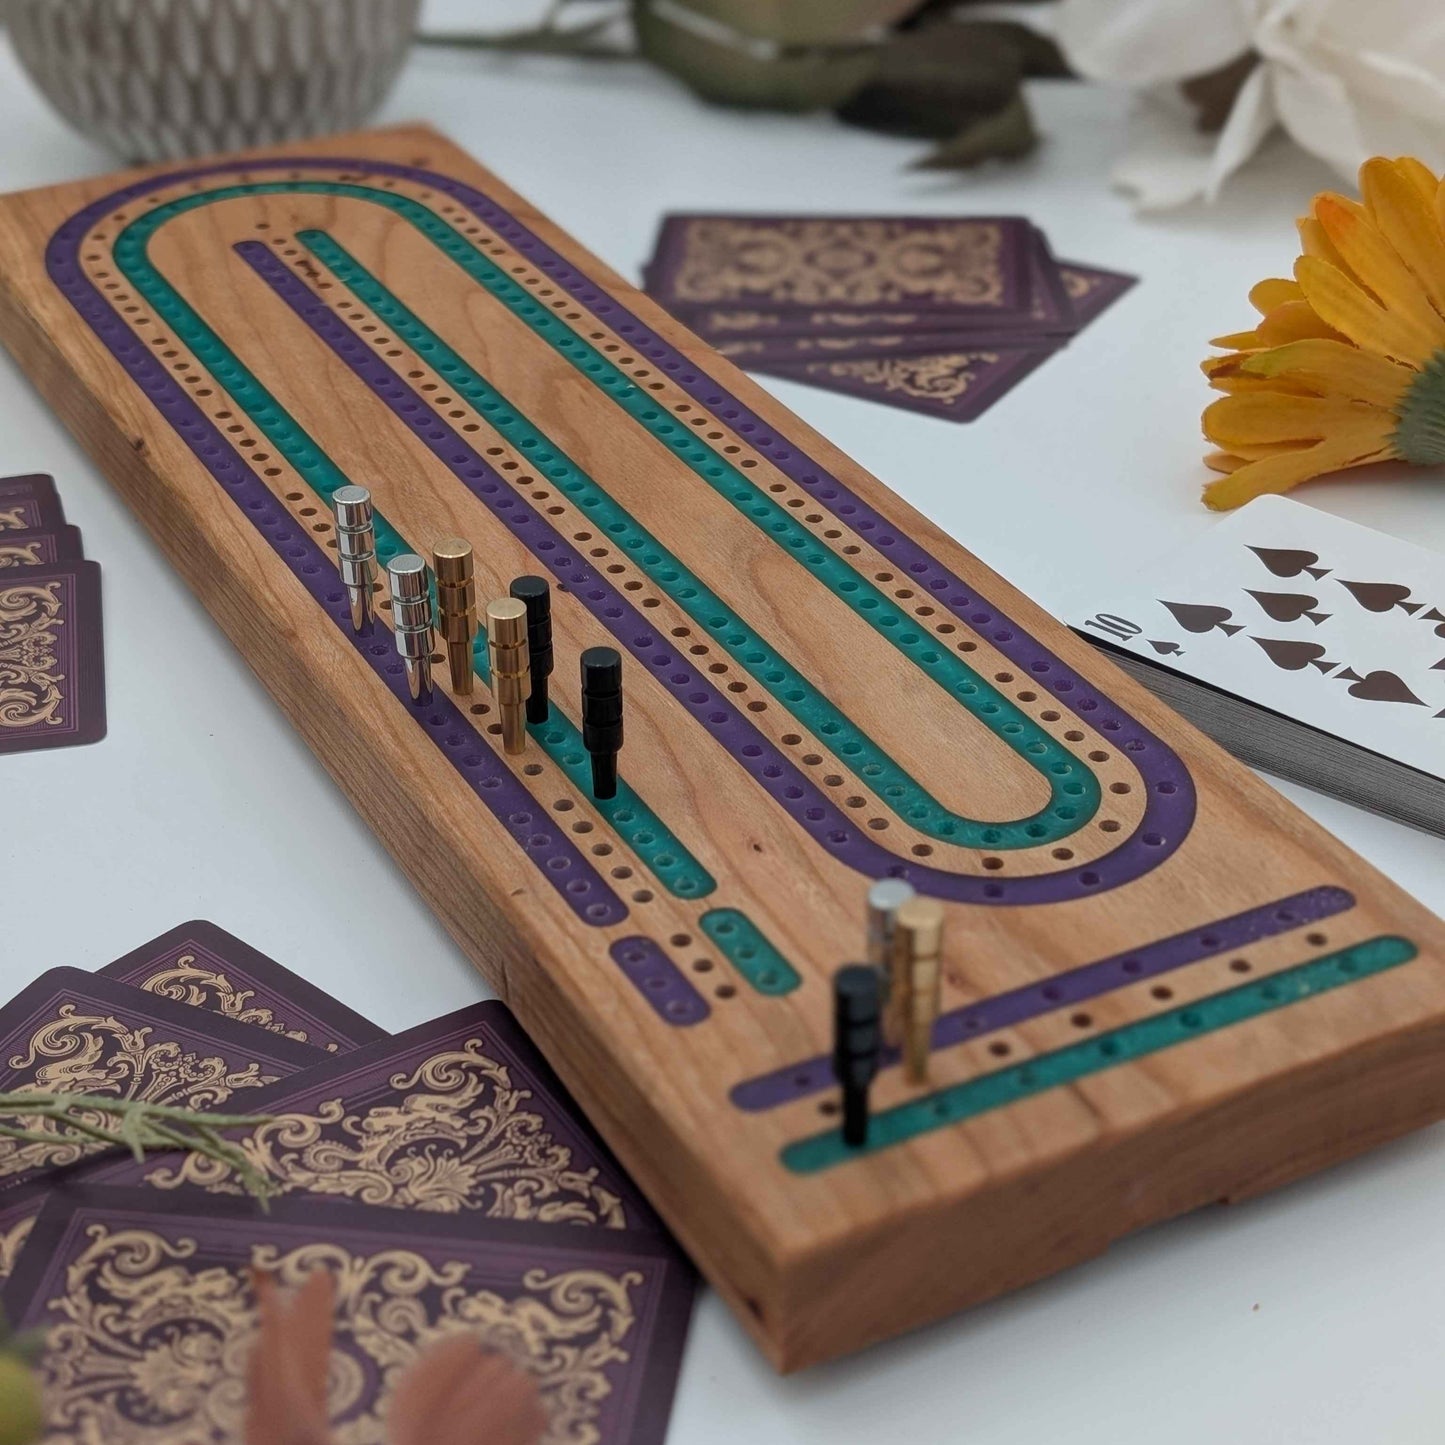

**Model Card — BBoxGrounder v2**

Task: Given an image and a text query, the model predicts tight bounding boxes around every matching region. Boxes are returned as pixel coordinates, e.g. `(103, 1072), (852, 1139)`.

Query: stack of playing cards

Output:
(0, 472), (105, 755)
(1073, 496), (1445, 837)
(641, 214), (1136, 421)
(0, 922), (694, 1443)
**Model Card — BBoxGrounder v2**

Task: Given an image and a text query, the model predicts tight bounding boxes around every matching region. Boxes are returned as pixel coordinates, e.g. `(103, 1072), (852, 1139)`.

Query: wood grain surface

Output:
(1, 126), (1442, 1370)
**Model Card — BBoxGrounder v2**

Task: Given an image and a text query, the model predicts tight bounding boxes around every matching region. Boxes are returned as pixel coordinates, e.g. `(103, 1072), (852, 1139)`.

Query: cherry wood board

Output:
(0, 126), (1443, 1371)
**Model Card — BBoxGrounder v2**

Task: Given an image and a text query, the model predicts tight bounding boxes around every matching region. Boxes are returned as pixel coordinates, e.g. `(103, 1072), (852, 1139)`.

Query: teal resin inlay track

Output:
(295, 227), (1097, 850)
(106, 206), (712, 904)
(53, 154), (1199, 907)
(699, 909), (801, 995)
(783, 935), (1419, 1172)
(118, 182), (1102, 853)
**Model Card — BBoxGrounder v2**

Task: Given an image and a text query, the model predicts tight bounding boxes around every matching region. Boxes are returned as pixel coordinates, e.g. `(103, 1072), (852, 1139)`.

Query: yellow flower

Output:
(1200, 156), (1445, 510)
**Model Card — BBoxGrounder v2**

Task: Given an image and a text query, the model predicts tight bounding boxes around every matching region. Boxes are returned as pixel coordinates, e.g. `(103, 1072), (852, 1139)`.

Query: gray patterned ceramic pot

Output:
(7, 0), (420, 161)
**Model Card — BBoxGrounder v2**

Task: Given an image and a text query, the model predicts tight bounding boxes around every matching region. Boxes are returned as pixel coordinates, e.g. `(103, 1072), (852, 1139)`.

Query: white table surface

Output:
(4, 14), (1445, 1442)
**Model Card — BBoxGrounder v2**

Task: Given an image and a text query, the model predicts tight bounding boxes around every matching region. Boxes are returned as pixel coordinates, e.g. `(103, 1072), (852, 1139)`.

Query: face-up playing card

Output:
(0, 474), (65, 534)
(0, 524), (83, 570)
(0, 559), (105, 754)
(645, 212), (1036, 316)
(4, 1186), (695, 1445)
(84, 1000), (664, 1234)
(758, 345), (1055, 422)
(0, 967), (321, 1198)
(1074, 495), (1445, 780)
(98, 920), (386, 1055)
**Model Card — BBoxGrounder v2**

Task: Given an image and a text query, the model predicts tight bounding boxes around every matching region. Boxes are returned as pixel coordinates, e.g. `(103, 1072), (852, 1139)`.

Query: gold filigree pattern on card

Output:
(141, 1039), (629, 1228)
(672, 220), (1006, 307)
(0, 1005), (279, 1180)
(0, 505), (31, 532)
(810, 353), (998, 405)
(38, 1224), (638, 1445)
(0, 1215), (35, 1282)
(0, 541), (47, 569)
(1062, 266), (1100, 303)
(129, 952), (335, 1050)
(0, 578), (65, 732)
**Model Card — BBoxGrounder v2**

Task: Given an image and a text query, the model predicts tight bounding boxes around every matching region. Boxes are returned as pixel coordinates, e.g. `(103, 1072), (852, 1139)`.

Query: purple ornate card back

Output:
(99, 919), (386, 1055)
(0, 967), (320, 1198)
(4, 1186), (695, 1445)
(0, 558), (105, 753)
(85, 1001), (666, 1234)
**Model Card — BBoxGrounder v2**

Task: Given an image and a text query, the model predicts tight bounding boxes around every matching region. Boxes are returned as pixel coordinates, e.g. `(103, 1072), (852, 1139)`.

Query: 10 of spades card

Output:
(1073, 495), (1445, 835)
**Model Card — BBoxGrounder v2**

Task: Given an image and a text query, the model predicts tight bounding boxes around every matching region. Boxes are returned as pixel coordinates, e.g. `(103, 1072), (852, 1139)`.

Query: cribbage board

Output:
(1, 126), (1443, 1371)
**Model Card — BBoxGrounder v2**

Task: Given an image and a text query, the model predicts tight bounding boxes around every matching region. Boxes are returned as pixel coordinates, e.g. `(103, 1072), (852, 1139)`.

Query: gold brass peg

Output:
(486, 597), (530, 755)
(892, 897), (944, 1085)
(433, 538), (477, 695)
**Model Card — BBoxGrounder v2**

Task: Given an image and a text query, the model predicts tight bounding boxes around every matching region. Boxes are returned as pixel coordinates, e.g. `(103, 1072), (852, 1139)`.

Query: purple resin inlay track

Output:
(610, 937), (710, 1025)
(48, 153), (1197, 907)
(732, 886), (1357, 1110)
(44, 189), (624, 928)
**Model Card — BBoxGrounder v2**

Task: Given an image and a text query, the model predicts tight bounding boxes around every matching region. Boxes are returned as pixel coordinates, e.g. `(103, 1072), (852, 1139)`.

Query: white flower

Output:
(1054, 0), (1445, 209)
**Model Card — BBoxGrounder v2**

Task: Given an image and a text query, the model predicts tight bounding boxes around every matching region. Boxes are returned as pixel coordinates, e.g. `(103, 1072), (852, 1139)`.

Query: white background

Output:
(3, 5), (1445, 1440)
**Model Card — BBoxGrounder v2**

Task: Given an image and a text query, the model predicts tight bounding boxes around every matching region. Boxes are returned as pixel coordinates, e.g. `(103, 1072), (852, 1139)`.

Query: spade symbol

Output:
(1249, 545), (1330, 580)
(1149, 640), (1184, 656)
(1160, 601), (1244, 636)
(1247, 589), (1330, 625)
(1252, 637), (1334, 672)
(1338, 669), (1427, 705)
(1339, 579), (1423, 614)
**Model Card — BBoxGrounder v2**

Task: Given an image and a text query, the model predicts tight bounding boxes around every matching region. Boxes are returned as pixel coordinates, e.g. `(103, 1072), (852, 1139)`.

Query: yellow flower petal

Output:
(1211, 328), (1265, 349)
(1394, 156), (1440, 207)
(1204, 450), (1245, 473)
(1359, 158), (1445, 317)
(1313, 195), (1445, 348)
(1207, 374), (1321, 396)
(1249, 278), (1304, 313)
(1295, 255), (1441, 365)
(1203, 392), (1392, 447)
(1255, 300), (1342, 346)
(1201, 428), (1397, 510)
(1299, 214), (1353, 278)
(1239, 338), (1414, 408)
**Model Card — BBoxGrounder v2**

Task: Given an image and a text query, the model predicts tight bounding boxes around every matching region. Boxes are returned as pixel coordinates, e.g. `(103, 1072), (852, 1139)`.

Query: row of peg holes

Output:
(310, 207), (1151, 866)
(816, 928), (1335, 1117)
(88, 235), (673, 918)
(251, 191), (1152, 868)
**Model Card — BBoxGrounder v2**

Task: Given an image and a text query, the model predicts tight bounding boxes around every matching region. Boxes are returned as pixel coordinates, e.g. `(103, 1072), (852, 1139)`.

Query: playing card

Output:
(0, 1179), (46, 1284)
(4, 1186), (695, 1445)
(84, 1000), (664, 1234)
(645, 212), (1036, 317)
(0, 524), (83, 570)
(1060, 261), (1137, 328)
(758, 345), (1055, 422)
(0, 559), (105, 755)
(0, 967), (321, 1199)
(0, 525), (82, 569)
(1073, 495), (1445, 780)
(98, 920), (386, 1054)
(0, 473), (64, 533)
(675, 227), (1079, 352)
